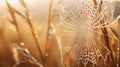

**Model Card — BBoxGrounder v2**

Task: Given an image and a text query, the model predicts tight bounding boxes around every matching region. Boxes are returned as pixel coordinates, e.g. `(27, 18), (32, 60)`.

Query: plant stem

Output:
(5, 0), (20, 45)
(95, 0), (117, 66)
(44, 0), (53, 66)
(21, 1), (45, 65)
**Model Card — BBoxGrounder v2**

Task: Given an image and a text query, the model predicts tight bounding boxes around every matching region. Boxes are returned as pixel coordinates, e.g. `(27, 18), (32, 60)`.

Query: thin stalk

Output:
(19, 0), (45, 65)
(5, 0), (25, 66)
(6, 0), (44, 66)
(93, 0), (98, 8)
(5, 0), (20, 45)
(93, 0), (117, 66)
(44, 0), (53, 66)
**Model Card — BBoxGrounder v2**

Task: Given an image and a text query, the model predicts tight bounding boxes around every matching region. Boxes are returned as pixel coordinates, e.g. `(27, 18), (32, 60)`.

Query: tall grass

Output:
(0, 0), (119, 67)
(5, 0), (44, 66)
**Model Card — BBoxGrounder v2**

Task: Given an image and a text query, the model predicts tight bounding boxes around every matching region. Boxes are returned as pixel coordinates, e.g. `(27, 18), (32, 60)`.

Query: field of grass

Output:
(0, 0), (120, 67)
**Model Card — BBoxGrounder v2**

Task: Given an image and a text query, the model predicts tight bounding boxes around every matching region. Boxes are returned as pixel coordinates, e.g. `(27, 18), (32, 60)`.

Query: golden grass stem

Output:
(5, 0), (21, 44)
(94, 0), (117, 66)
(44, 0), (53, 66)
(5, 0), (44, 66)
(19, 0), (45, 65)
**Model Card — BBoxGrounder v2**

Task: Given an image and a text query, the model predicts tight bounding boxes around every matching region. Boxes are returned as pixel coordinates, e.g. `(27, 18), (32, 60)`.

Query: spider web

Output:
(51, 0), (116, 66)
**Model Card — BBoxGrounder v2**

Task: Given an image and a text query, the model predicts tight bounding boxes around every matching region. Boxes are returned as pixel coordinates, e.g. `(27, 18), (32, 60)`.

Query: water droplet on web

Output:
(45, 53), (48, 57)
(117, 15), (120, 19)
(34, 31), (39, 38)
(117, 48), (119, 50)
(9, 26), (16, 31)
(20, 42), (25, 46)
(117, 64), (119, 67)
(35, 34), (38, 38)
(29, 15), (32, 19)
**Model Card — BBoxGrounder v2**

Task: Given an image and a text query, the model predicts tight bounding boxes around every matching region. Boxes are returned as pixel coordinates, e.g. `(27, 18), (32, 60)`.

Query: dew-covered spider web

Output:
(51, 0), (119, 67)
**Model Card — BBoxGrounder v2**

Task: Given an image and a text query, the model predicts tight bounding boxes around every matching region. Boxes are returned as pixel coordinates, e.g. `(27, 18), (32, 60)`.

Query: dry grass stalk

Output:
(93, 0), (118, 66)
(44, 0), (53, 66)
(97, 1), (117, 67)
(18, 0), (44, 65)
(5, 0), (21, 45)
(1, 0), (119, 67)
(5, 0), (44, 66)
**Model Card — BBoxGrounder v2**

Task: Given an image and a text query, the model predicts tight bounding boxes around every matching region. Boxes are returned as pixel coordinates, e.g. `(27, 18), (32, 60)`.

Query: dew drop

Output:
(20, 42), (25, 46)
(45, 53), (48, 57)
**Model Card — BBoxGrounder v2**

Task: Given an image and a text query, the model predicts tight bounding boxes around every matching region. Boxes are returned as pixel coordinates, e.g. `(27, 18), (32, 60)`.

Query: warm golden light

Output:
(0, 0), (119, 67)
(24, 0), (32, 2)
(0, 0), (32, 6)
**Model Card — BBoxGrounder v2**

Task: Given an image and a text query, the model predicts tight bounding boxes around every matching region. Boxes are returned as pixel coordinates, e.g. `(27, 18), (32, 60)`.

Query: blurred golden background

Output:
(0, 0), (120, 67)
